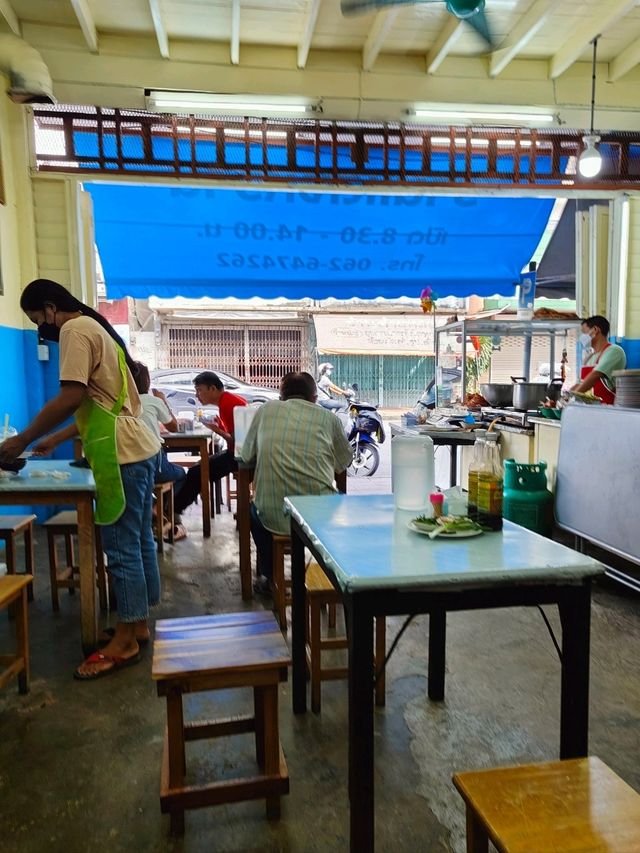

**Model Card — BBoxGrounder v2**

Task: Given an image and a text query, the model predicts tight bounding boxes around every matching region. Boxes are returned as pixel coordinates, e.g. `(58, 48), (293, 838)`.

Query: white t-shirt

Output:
(139, 393), (173, 442)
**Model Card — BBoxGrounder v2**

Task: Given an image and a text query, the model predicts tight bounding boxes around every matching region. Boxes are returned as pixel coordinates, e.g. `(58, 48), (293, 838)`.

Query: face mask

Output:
(38, 322), (60, 342)
(579, 332), (592, 349)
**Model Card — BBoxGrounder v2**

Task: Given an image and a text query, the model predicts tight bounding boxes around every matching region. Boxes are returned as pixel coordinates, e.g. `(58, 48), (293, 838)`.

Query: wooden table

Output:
(235, 465), (348, 602)
(163, 429), (213, 538)
(453, 756), (640, 853)
(0, 460), (98, 653)
(284, 494), (605, 853)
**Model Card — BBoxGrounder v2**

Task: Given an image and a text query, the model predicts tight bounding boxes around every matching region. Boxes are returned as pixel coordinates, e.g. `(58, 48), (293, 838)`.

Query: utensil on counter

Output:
(511, 377), (546, 411)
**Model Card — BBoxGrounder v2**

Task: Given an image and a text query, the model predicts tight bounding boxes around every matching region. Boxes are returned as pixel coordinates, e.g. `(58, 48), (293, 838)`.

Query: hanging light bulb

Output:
(578, 37), (602, 179)
(578, 134), (602, 178)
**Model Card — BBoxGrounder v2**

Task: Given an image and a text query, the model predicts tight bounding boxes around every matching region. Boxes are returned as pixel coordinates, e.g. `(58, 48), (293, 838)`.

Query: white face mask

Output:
(579, 332), (593, 349)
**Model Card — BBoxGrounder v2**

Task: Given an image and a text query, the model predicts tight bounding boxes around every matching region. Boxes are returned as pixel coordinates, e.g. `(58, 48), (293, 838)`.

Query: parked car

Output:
(150, 368), (280, 417)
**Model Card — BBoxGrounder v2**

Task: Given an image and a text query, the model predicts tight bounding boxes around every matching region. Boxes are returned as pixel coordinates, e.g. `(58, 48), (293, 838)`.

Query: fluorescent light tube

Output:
(146, 90), (319, 116)
(410, 105), (555, 125)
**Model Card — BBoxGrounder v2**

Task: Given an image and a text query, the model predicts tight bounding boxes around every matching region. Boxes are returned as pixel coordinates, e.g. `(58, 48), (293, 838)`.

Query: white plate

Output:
(407, 520), (483, 539)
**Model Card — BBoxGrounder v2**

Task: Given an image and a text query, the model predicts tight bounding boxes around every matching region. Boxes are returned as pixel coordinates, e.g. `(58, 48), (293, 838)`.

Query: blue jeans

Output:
(101, 456), (160, 623)
(155, 449), (186, 500)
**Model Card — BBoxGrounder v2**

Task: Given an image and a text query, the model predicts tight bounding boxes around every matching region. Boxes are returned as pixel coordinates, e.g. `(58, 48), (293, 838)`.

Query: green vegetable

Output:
(412, 515), (483, 534)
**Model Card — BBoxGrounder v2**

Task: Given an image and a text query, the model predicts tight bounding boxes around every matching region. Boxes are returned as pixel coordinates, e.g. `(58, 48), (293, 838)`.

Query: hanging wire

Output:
(588, 37), (599, 134)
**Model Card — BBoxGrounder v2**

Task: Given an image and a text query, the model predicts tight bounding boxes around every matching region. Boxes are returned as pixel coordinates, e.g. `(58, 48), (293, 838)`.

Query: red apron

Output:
(580, 343), (615, 404)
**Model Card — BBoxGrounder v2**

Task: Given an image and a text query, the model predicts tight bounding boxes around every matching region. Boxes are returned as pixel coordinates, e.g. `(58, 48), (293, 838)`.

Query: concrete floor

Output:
(1, 445), (639, 852)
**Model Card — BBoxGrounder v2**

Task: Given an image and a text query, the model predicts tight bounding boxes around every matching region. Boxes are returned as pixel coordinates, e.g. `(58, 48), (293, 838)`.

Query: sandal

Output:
(98, 627), (150, 647)
(73, 650), (142, 681)
(173, 523), (188, 541)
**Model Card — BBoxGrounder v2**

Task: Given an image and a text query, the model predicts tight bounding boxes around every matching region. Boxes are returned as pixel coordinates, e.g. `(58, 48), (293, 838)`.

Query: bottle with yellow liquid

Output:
(467, 431), (503, 531)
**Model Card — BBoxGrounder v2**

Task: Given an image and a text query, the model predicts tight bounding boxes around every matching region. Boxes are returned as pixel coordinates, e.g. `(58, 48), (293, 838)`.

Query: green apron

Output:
(75, 346), (128, 526)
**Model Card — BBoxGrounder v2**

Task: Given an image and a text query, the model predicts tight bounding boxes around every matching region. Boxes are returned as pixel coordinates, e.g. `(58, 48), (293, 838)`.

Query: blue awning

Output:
(86, 184), (553, 301)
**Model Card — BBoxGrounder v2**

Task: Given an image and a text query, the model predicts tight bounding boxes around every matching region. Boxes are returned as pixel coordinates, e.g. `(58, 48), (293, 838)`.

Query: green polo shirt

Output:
(585, 343), (626, 389)
(241, 398), (353, 536)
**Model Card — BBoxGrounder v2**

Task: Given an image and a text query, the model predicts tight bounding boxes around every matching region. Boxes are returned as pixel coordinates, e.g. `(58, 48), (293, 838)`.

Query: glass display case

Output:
(434, 316), (583, 407)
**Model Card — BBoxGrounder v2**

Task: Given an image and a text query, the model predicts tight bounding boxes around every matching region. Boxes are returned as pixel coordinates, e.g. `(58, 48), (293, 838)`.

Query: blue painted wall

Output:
(1, 324), (68, 520)
(617, 337), (640, 369)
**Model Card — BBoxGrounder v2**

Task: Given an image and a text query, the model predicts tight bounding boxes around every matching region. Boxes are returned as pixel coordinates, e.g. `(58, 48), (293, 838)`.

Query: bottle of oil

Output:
(467, 431), (503, 530)
(466, 429), (487, 513)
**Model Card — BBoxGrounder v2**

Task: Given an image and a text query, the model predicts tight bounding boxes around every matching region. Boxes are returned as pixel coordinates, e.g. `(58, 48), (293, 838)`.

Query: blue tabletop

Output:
(284, 494), (604, 594)
(0, 460), (95, 493)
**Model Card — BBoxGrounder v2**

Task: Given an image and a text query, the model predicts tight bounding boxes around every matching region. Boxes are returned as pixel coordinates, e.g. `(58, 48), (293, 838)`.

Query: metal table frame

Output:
(288, 505), (597, 852)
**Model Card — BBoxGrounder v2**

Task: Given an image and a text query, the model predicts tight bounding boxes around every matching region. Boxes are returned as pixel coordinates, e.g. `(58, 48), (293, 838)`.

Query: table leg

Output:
(449, 445), (458, 487)
(558, 583), (591, 759)
(200, 441), (211, 538)
(237, 468), (252, 600)
(428, 608), (446, 701)
(291, 526), (307, 715)
(77, 497), (98, 655)
(347, 597), (375, 852)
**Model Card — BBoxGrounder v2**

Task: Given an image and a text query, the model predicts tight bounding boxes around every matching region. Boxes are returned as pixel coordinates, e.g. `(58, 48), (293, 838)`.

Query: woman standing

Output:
(0, 279), (161, 680)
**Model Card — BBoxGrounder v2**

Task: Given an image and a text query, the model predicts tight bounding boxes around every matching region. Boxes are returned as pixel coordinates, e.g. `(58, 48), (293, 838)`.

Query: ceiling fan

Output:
(341, 0), (494, 48)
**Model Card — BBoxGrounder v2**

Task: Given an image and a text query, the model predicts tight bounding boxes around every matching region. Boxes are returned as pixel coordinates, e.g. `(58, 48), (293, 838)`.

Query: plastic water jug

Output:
(391, 435), (435, 512)
(233, 403), (261, 457)
(503, 459), (553, 536)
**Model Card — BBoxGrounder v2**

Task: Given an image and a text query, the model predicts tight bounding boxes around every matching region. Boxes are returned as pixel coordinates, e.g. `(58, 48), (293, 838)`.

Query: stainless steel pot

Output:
(479, 383), (513, 407)
(511, 377), (546, 411)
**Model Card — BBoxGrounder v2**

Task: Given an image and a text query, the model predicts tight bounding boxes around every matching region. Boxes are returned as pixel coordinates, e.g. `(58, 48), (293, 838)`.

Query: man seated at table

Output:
(173, 371), (246, 539)
(242, 371), (353, 594)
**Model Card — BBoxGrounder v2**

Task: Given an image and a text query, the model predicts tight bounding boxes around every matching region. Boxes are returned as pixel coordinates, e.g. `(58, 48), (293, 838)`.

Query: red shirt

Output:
(218, 390), (247, 451)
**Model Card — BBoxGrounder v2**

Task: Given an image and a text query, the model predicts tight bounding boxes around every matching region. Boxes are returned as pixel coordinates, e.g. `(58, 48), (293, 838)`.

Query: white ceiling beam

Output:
(363, 8), (400, 72)
(70, 0), (98, 53)
(231, 0), (240, 65)
(0, 0), (20, 36)
(297, 0), (322, 69)
(549, 0), (636, 79)
(426, 16), (464, 75)
(489, 0), (562, 78)
(148, 0), (169, 59)
(609, 36), (640, 81)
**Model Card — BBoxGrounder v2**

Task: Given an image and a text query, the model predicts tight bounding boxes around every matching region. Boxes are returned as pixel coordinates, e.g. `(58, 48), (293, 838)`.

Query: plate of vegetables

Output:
(408, 515), (484, 539)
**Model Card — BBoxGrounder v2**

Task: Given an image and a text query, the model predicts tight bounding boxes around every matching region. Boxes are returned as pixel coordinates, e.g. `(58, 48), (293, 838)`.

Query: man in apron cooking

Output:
(571, 315), (626, 404)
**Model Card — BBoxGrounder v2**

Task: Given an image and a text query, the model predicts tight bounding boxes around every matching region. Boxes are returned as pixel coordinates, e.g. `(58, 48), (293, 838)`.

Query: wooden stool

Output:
(152, 611), (291, 836)
(225, 473), (238, 512)
(42, 511), (108, 613)
(306, 561), (386, 713)
(453, 756), (640, 853)
(0, 515), (36, 602)
(0, 575), (32, 694)
(272, 535), (292, 631)
(153, 482), (175, 553)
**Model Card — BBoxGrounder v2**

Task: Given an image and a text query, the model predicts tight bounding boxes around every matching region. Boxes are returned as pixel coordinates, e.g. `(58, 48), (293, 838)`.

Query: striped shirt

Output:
(241, 398), (353, 535)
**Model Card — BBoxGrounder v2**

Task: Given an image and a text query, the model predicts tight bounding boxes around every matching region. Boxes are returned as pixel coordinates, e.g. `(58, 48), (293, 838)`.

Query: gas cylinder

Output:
(502, 459), (554, 536)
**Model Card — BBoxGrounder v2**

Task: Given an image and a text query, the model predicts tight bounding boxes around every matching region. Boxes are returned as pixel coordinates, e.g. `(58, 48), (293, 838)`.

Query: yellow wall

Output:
(626, 198), (640, 339)
(0, 76), (38, 329)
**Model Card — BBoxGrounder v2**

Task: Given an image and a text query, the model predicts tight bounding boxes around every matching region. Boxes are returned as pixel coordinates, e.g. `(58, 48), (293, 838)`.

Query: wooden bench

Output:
(42, 511), (108, 613)
(0, 515), (36, 602)
(453, 756), (640, 853)
(306, 561), (386, 713)
(0, 575), (32, 694)
(152, 611), (291, 836)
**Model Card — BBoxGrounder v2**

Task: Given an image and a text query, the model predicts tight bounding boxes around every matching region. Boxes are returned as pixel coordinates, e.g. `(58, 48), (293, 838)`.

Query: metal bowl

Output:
(479, 383), (513, 407)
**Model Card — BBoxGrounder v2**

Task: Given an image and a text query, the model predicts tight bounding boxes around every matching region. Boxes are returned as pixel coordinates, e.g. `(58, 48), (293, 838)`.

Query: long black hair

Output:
(20, 279), (139, 377)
